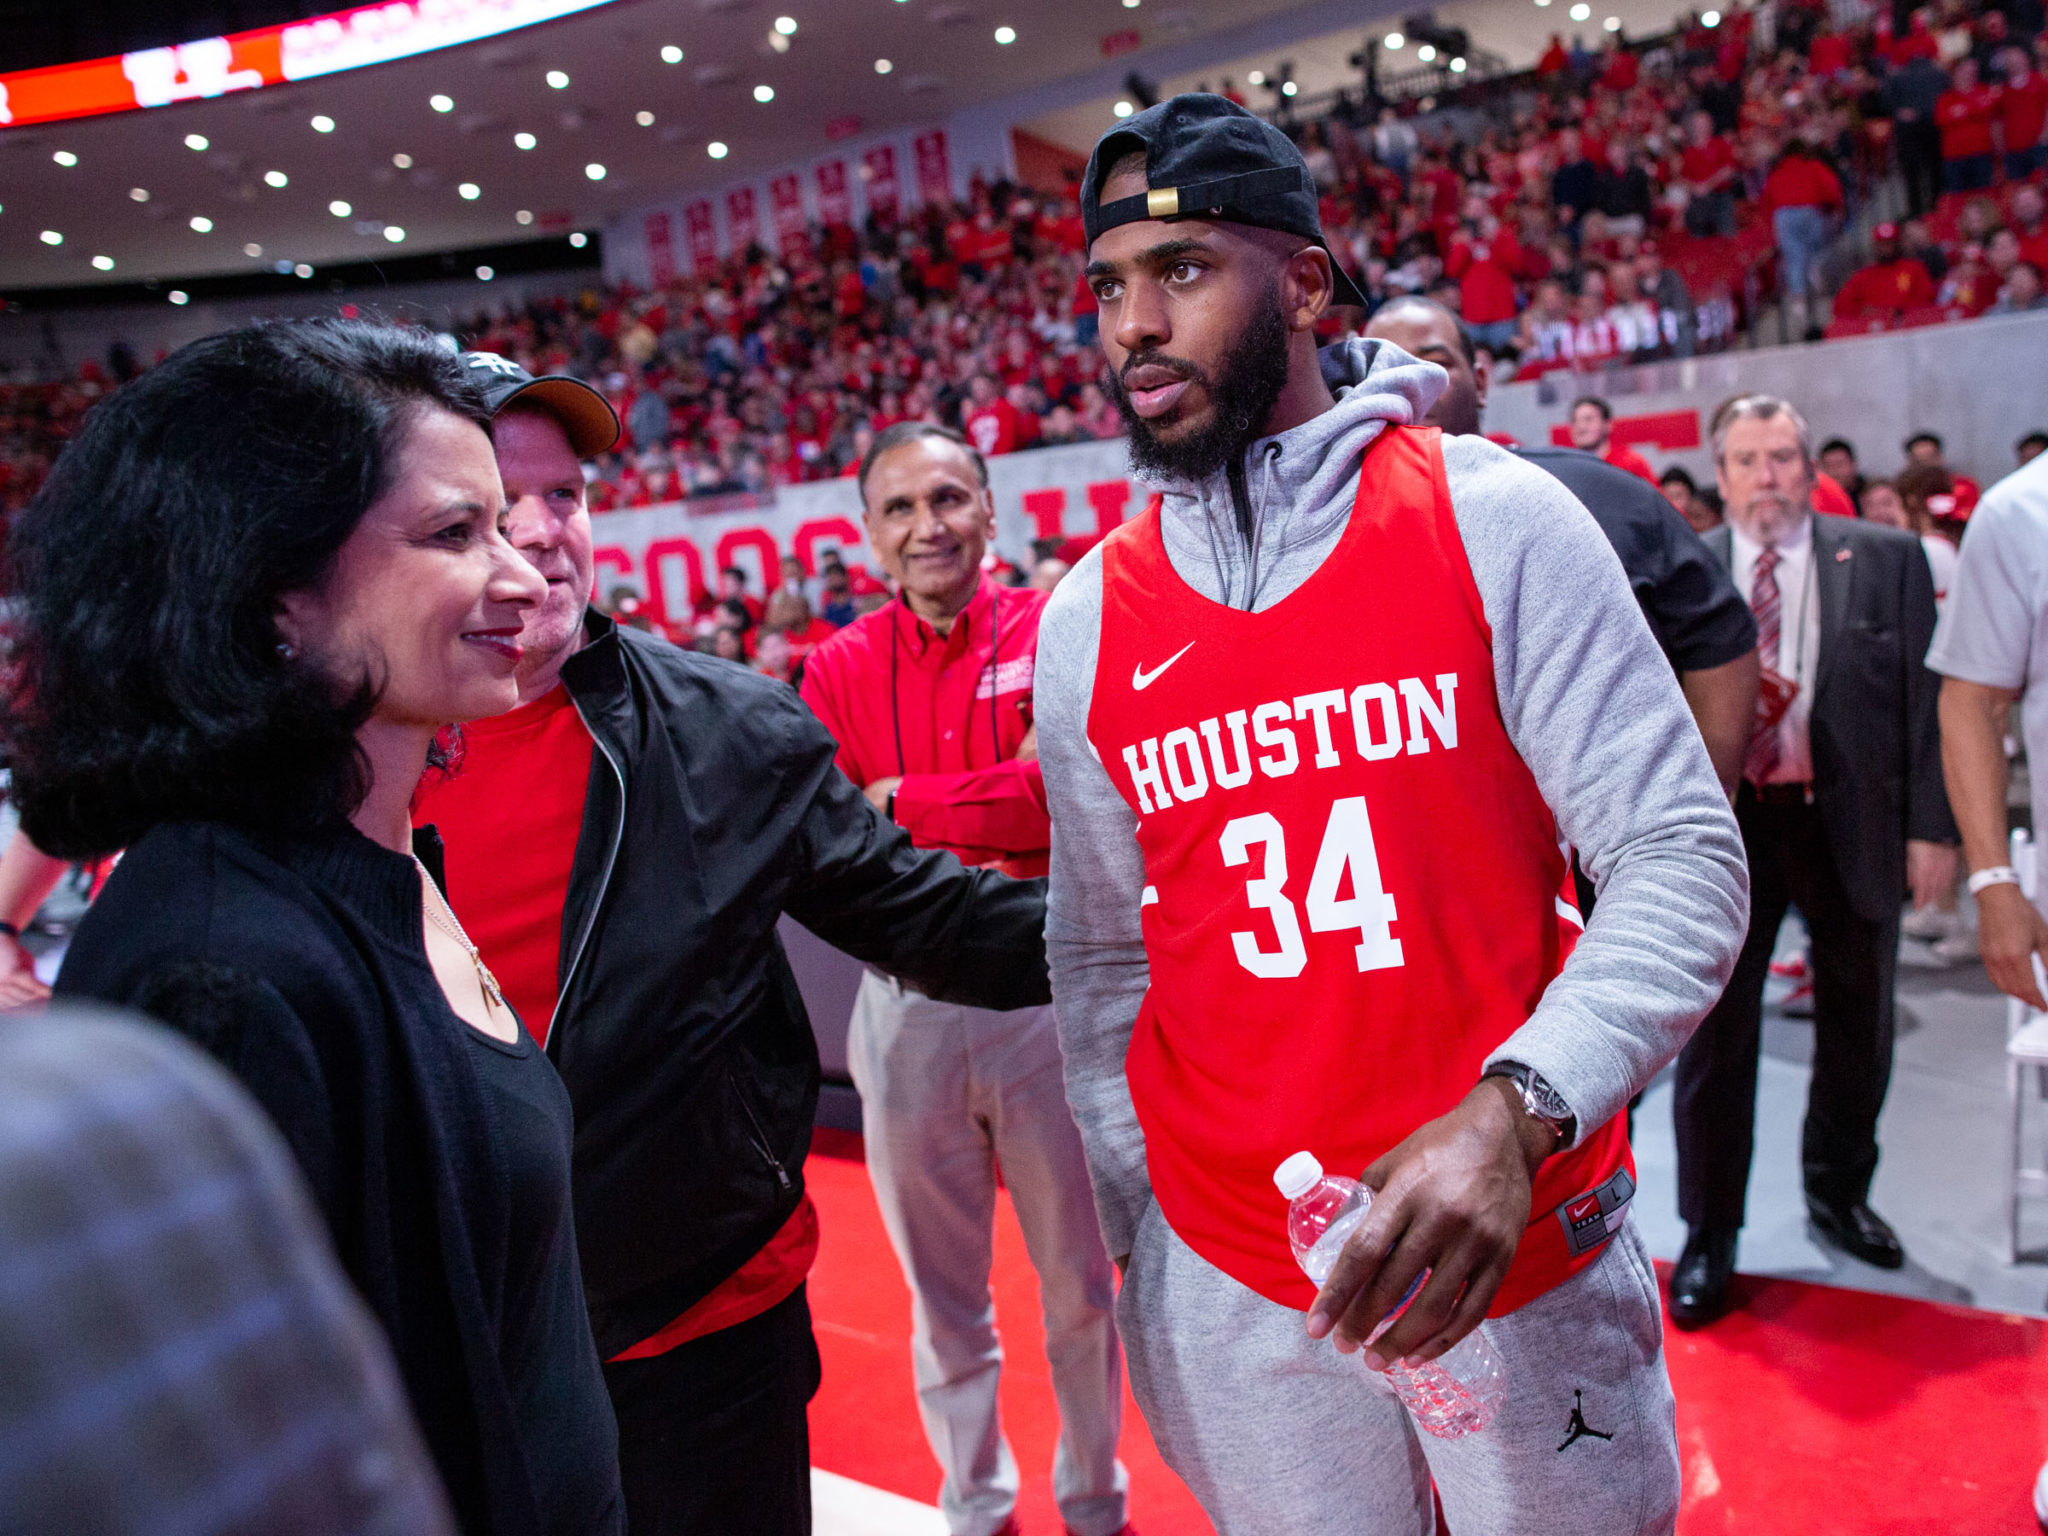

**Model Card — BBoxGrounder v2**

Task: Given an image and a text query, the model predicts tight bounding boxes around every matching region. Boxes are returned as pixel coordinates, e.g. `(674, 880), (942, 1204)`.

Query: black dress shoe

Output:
(1806, 1198), (1905, 1269)
(1668, 1226), (1740, 1329)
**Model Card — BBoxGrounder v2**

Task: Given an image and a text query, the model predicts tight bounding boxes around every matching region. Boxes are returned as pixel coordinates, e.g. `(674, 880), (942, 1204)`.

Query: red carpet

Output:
(808, 1138), (2048, 1533)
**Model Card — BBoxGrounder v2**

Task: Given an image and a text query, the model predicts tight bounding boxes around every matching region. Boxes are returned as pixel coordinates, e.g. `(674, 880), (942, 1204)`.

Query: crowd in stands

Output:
(4, 0), (2047, 520)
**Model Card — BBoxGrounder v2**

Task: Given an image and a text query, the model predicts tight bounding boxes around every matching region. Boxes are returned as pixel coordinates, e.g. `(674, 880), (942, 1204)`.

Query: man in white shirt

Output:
(1669, 395), (1957, 1327)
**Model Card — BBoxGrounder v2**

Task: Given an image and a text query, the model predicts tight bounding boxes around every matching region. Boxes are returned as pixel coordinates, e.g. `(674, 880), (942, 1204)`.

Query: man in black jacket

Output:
(415, 355), (1052, 1536)
(1669, 393), (1958, 1327)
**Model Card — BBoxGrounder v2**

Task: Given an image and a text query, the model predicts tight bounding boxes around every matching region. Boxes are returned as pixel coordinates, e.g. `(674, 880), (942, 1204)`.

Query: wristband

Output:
(1968, 865), (2023, 896)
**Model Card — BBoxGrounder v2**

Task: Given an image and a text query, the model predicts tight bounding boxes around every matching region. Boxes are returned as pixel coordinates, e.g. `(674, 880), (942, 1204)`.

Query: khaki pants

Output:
(848, 972), (1129, 1536)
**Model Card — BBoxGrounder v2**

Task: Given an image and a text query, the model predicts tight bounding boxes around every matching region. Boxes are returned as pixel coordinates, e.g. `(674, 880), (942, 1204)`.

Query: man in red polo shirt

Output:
(799, 423), (1131, 1536)
(1569, 393), (1659, 483)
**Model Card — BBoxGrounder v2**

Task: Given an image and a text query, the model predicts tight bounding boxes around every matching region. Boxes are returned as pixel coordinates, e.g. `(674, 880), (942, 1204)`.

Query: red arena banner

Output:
(725, 186), (760, 252)
(861, 144), (901, 219)
(768, 172), (807, 254)
(643, 211), (677, 286)
(912, 129), (952, 205)
(0, 0), (614, 130)
(682, 199), (718, 268)
(814, 159), (851, 226)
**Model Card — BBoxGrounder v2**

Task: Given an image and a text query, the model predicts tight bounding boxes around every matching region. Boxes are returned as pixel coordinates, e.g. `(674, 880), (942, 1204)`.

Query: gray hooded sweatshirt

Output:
(1033, 337), (1750, 1263)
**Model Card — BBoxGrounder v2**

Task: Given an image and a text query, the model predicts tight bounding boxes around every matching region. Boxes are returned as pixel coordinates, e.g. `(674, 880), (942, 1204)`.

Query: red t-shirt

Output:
(1832, 258), (1937, 315)
(2002, 75), (2048, 154)
(1446, 232), (1522, 324)
(1936, 86), (1999, 160)
(1809, 32), (1851, 75)
(1763, 156), (1843, 212)
(1681, 136), (1737, 191)
(413, 680), (818, 1358)
(1813, 471), (1857, 518)
(1604, 442), (1660, 485)
(964, 397), (1022, 456)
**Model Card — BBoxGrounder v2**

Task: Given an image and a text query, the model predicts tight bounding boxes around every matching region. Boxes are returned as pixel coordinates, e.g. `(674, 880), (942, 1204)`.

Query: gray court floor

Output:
(1631, 915), (2048, 1318)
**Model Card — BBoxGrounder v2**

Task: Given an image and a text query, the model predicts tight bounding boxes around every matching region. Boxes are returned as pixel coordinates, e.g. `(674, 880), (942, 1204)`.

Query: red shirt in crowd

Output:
(964, 395), (1024, 456)
(1809, 31), (1851, 75)
(1763, 154), (1844, 212)
(1681, 135), (1738, 193)
(1602, 442), (1660, 485)
(1832, 257), (1937, 316)
(799, 577), (1050, 876)
(1813, 471), (1857, 518)
(413, 681), (819, 1359)
(1446, 229), (1523, 324)
(1936, 84), (2000, 160)
(2002, 72), (2048, 154)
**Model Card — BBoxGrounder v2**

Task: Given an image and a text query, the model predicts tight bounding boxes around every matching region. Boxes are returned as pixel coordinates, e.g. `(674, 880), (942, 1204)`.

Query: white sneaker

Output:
(1932, 930), (1981, 964)
(1901, 905), (1959, 941)
(2033, 1458), (2048, 1528)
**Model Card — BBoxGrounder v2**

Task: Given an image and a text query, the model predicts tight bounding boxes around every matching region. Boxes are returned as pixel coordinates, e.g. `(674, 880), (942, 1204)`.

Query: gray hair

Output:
(1710, 393), (1815, 466)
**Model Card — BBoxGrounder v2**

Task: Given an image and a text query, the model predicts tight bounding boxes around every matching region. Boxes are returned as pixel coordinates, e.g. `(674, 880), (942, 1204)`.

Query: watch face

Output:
(1524, 1071), (1573, 1123)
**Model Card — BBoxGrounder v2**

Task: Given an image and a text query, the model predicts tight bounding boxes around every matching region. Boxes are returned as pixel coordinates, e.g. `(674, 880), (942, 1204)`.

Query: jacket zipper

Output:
(729, 1070), (793, 1191)
(545, 699), (627, 1054)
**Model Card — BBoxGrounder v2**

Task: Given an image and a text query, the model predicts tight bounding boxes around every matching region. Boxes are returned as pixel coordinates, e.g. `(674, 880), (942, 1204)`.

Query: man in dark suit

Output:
(1669, 394), (1958, 1327)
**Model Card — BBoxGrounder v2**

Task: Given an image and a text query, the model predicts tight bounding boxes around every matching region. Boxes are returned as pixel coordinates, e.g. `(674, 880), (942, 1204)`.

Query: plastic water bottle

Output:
(1274, 1150), (1507, 1438)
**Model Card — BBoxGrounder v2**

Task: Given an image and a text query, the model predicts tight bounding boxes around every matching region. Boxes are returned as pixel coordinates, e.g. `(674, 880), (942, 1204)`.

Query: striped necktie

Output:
(1744, 546), (1782, 786)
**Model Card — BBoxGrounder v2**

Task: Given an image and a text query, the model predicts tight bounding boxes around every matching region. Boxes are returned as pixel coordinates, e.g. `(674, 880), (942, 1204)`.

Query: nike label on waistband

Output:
(1555, 1167), (1635, 1257)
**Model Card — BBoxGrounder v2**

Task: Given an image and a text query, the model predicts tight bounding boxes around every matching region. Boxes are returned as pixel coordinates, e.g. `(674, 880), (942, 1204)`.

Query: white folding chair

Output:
(2006, 828), (2048, 1262)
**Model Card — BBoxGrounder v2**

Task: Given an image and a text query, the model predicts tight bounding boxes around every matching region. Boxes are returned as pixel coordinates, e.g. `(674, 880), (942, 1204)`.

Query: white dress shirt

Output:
(1732, 513), (1820, 784)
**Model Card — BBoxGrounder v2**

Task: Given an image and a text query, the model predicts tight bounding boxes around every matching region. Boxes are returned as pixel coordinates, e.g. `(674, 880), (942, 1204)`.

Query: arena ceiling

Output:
(0, 0), (1345, 292)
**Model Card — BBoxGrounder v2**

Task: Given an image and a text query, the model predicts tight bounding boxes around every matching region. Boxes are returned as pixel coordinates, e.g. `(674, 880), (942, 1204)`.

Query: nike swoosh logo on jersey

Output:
(1132, 642), (1195, 691)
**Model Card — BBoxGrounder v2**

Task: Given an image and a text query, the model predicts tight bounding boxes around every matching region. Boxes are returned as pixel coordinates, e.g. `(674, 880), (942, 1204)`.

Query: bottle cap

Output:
(1273, 1150), (1323, 1200)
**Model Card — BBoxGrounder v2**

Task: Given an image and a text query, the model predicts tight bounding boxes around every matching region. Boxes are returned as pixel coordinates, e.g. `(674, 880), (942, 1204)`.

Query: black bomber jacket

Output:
(504, 612), (1051, 1357)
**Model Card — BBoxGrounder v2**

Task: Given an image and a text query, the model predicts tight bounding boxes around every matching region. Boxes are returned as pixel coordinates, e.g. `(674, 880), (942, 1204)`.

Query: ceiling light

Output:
(185, 133), (209, 151)
(169, 291), (189, 305)
(39, 230), (61, 245)
(512, 132), (537, 151)
(774, 15), (797, 34)
(636, 110), (655, 126)
(1282, 79), (1298, 94)
(384, 226), (406, 242)
(585, 162), (607, 180)
(1449, 55), (1468, 71)
(753, 84), (775, 102)
(1417, 42), (1436, 60)
(1124, 0), (1140, 7)
(477, 265), (496, 280)
(546, 69), (570, 88)
(994, 25), (1017, 43)
(516, 208), (536, 223)
(244, 242), (263, 256)
(430, 93), (454, 112)
(569, 231), (588, 248)
(295, 262), (314, 278)
(91, 255), (113, 270)
(707, 141), (729, 159)
(1569, 3), (1590, 17)
(130, 187), (150, 201)
(52, 150), (77, 166)
(1604, 13), (1621, 26)
(660, 44), (683, 63)
(1702, 8), (1721, 21)
(459, 182), (481, 199)
(875, 58), (893, 73)
(768, 32), (790, 52)
(1113, 100), (1134, 117)
(1248, 69), (1266, 83)
(189, 215), (213, 232)
(264, 169), (288, 187)
(330, 199), (353, 216)
(1384, 32), (1404, 48)
(392, 152), (414, 168)
(311, 114), (335, 132)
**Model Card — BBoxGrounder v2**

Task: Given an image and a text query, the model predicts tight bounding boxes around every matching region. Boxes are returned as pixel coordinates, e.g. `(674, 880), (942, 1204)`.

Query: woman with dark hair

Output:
(5, 319), (623, 1535)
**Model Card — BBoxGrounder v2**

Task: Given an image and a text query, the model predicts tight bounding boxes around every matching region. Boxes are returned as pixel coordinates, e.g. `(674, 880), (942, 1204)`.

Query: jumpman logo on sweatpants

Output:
(1557, 1389), (1615, 1452)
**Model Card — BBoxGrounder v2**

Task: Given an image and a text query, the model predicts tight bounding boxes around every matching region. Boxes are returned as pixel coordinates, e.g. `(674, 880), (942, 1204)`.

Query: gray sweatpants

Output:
(1117, 1200), (1679, 1536)
(848, 973), (1130, 1536)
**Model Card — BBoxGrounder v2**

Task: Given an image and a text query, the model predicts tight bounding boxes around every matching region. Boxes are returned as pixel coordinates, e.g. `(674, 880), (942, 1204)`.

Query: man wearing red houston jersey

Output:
(1039, 95), (1747, 1532)
(801, 422), (1130, 1536)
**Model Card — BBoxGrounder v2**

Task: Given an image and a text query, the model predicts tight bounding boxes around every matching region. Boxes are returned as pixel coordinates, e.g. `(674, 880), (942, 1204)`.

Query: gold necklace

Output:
(414, 857), (510, 1015)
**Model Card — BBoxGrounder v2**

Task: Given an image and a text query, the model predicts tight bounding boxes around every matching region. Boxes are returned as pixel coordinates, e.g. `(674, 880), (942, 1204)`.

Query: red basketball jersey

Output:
(1085, 425), (1632, 1315)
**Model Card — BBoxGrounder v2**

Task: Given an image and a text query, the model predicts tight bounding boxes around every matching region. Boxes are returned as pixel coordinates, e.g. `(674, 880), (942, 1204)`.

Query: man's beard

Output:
(1106, 282), (1293, 482)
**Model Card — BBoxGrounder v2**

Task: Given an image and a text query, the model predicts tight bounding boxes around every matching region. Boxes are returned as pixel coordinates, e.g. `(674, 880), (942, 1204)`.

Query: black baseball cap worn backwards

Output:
(1082, 92), (1369, 309)
(460, 351), (621, 457)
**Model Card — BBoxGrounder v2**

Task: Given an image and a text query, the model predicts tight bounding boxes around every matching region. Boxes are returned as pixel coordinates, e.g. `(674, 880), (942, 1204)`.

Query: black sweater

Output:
(56, 818), (622, 1536)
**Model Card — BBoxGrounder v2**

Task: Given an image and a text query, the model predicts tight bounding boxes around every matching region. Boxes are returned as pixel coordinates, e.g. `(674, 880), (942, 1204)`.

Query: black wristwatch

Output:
(1483, 1060), (1576, 1149)
(884, 788), (898, 823)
